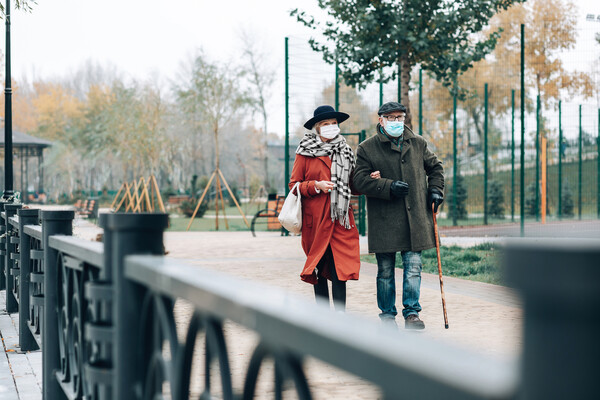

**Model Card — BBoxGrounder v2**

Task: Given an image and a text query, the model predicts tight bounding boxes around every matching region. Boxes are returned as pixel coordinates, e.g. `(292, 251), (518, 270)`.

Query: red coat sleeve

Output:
(289, 155), (319, 197)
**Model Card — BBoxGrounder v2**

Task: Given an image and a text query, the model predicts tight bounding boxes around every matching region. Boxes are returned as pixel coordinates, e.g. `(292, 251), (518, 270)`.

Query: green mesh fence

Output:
(285, 16), (600, 237)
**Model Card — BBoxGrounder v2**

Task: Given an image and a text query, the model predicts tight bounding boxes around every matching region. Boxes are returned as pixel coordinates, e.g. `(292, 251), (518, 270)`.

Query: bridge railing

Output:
(0, 203), (598, 399)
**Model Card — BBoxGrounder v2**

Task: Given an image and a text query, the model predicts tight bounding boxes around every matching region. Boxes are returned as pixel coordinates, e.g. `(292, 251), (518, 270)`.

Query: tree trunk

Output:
(262, 110), (269, 190)
(471, 107), (484, 145)
(214, 120), (220, 171)
(399, 54), (413, 130)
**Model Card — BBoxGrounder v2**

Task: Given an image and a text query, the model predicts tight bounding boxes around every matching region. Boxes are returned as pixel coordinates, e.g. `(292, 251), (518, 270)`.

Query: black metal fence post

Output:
(17, 208), (39, 351)
(4, 203), (21, 313)
(0, 203), (5, 291)
(102, 213), (169, 399)
(505, 239), (600, 399)
(41, 210), (73, 400)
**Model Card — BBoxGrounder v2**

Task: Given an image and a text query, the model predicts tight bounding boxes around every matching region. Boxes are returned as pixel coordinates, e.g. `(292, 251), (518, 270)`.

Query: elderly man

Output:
(352, 102), (444, 329)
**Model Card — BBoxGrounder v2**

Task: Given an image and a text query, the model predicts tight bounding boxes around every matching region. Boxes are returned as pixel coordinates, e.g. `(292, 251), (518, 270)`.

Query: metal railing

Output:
(0, 203), (598, 399)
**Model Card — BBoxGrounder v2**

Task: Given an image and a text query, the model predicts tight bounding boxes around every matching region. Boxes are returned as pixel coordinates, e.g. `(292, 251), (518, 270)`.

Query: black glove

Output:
(390, 180), (409, 198)
(428, 188), (444, 213)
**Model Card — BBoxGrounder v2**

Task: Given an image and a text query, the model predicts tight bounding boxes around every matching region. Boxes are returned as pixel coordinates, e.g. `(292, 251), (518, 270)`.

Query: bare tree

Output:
(239, 29), (275, 190)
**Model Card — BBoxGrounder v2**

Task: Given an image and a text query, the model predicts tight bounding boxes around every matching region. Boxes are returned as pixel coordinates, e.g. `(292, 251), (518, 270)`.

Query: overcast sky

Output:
(5, 0), (324, 81)
(1, 0), (600, 138)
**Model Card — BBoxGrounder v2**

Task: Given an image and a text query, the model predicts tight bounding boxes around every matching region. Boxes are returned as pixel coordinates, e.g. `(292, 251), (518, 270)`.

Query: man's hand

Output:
(390, 181), (409, 198)
(428, 188), (444, 213)
(370, 170), (381, 179)
(315, 180), (335, 192)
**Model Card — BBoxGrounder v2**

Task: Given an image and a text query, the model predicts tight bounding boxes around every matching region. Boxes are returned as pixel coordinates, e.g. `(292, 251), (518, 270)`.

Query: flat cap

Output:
(378, 102), (407, 115)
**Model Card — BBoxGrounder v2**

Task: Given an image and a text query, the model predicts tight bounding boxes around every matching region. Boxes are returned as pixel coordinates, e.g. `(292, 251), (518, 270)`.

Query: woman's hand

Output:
(370, 171), (381, 179)
(315, 180), (335, 192)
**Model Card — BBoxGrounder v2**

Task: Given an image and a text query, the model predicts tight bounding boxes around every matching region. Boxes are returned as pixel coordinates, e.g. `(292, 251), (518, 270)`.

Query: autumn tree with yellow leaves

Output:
(425, 0), (594, 149)
(491, 0), (594, 105)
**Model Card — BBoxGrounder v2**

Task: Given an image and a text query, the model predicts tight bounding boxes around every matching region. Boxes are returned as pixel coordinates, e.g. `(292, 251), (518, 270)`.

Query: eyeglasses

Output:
(382, 115), (405, 121)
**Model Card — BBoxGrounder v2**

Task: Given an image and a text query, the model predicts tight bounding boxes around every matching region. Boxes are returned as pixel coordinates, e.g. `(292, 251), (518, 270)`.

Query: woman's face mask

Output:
(385, 120), (404, 137)
(319, 124), (340, 139)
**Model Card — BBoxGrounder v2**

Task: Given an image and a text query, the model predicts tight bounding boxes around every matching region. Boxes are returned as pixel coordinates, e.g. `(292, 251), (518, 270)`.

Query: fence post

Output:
(102, 213), (169, 399)
(579, 104), (582, 220)
(418, 68), (423, 136)
(452, 84), (458, 227)
(558, 100), (563, 219)
(284, 37), (290, 196)
(511, 89), (515, 222)
(42, 210), (74, 400)
(0, 203), (5, 291)
(536, 95), (540, 221)
(484, 83), (489, 225)
(4, 203), (21, 313)
(379, 68), (383, 108)
(520, 24), (525, 236)
(505, 239), (600, 399)
(17, 208), (40, 351)
(397, 60), (401, 103)
(335, 59), (339, 112)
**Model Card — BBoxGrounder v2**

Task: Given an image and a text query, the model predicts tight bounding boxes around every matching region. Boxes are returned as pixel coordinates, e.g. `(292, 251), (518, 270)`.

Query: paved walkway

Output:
(0, 219), (522, 399)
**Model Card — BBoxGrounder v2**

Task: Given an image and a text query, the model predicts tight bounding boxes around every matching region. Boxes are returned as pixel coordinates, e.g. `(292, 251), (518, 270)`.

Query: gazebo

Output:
(0, 130), (52, 198)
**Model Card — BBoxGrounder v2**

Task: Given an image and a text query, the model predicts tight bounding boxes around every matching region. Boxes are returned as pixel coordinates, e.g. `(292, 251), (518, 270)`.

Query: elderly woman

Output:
(289, 105), (360, 311)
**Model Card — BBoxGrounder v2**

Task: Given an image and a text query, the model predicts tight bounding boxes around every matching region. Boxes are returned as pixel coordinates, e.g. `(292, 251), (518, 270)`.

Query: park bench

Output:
(167, 195), (191, 205)
(75, 198), (99, 220)
(26, 192), (47, 204)
(250, 193), (285, 237)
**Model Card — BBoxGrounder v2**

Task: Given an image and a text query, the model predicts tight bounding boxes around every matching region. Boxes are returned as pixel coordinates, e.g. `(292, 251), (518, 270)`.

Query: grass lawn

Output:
(168, 215), (251, 232)
(167, 203), (263, 232)
(361, 243), (502, 285)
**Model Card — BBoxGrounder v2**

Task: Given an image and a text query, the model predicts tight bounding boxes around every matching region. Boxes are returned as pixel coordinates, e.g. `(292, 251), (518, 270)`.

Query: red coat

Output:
(289, 154), (360, 284)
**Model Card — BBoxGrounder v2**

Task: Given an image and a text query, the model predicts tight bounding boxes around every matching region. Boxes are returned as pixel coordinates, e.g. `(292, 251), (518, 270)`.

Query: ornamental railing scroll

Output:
(0, 204), (599, 400)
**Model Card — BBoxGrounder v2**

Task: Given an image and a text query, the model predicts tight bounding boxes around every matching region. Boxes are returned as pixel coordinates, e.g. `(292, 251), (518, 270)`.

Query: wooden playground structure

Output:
(111, 175), (166, 213)
(186, 168), (250, 231)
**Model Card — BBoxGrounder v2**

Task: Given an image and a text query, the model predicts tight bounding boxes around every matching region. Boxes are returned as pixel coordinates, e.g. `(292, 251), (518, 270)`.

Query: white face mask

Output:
(319, 124), (340, 139)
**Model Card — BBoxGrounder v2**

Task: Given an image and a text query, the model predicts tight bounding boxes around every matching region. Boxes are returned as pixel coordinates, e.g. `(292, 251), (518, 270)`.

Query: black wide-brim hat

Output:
(304, 105), (350, 130)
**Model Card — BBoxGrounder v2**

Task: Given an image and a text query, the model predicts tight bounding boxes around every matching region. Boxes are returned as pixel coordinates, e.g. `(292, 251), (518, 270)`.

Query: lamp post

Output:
(3, 0), (13, 200)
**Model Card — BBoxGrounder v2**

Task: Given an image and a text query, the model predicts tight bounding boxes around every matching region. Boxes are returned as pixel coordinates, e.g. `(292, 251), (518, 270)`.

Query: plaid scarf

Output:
(296, 131), (356, 229)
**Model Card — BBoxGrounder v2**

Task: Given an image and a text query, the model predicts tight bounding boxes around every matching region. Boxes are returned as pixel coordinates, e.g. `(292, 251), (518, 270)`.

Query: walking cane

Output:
(432, 204), (449, 329)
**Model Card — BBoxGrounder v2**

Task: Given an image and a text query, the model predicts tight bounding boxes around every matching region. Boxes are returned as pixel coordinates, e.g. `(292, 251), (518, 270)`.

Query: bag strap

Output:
(291, 181), (301, 196)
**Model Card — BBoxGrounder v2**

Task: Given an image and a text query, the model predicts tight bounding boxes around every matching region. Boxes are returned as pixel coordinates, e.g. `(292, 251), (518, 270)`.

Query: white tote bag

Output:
(278, 182), (302, 234)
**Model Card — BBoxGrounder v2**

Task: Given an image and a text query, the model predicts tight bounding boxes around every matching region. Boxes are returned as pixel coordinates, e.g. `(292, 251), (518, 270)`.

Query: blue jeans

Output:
(375, 251), (423, 320)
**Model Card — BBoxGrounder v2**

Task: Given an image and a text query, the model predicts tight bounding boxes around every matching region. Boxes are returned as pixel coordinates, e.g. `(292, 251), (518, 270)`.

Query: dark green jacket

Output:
(353, 125), (444, 253)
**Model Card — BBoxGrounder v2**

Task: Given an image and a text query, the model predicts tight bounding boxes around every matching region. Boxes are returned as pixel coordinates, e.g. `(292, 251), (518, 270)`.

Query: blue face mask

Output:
(385, 120), (404, 137)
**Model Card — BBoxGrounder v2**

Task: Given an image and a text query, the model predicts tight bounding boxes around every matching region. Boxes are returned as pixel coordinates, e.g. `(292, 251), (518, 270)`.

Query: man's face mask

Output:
(385, 120), (404, 137)
(319, 124), (340, 139)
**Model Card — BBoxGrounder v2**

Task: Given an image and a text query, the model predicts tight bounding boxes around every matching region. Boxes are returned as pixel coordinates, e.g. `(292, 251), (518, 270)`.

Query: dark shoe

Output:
(404, 314), (425, 330)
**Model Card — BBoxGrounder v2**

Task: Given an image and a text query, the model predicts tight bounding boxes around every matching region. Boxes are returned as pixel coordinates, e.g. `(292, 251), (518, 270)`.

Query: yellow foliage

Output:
(489, 0), (594, 104)
(32, 82), (84, 140)
(0, 80), (40, 133)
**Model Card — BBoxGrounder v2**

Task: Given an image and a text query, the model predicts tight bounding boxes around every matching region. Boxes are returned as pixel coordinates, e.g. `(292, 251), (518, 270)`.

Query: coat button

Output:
(407, 206), (411, 210)
(402, 159), (406, 163)
(377, 187), (381, 191)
